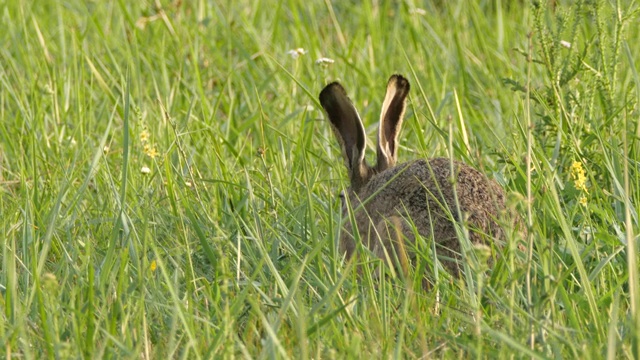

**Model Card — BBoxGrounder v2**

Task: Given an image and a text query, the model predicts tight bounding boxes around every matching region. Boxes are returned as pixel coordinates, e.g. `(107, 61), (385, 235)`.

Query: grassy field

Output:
(2, 0), (640, 358)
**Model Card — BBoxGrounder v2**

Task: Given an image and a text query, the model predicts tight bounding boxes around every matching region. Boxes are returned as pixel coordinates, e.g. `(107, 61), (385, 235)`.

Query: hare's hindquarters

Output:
(343, 158), (508, 275)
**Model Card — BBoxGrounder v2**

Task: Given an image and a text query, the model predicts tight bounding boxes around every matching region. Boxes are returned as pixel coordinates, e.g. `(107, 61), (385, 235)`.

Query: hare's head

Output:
(319, 74), (412, 262)
(319, 74), (411, 196)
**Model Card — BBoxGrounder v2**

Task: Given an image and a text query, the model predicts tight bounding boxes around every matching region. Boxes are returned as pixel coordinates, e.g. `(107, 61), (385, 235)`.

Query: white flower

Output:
(560, 40), (571, 48)
(141, 166), (151, 175)
(287, 48), (307, 59)
(315, 57), (335, 65)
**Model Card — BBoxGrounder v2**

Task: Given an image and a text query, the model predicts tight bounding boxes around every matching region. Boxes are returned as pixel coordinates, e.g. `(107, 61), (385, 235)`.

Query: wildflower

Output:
(570, 160), (589, 207)
(569, 161), (588, 193)
(560, 40), (571, 49)
(145, 146), (159, 159)
(140, 129), (150, 143)
(135, 14), (160, 30)
(103, 145), (110, 154)
(150, 259), (157, 272)
(141, 166), (151, 175)
(43, 83), (54, 95)
(140, 128), (159, 158)
(316, 57), (335, 66)
(287, 48), (307, 59)
(578, 195), (588, 206)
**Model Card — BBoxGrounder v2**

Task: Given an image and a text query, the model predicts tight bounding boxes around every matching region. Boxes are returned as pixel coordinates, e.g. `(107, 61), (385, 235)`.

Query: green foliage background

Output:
(1, 0), (640, 358)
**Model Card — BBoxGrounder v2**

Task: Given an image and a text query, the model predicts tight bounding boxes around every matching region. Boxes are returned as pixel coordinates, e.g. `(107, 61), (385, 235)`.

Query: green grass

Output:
(1, 0), (640, 358)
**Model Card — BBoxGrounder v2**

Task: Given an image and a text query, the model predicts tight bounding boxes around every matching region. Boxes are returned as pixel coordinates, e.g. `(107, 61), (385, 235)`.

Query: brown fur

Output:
(341, 158), (505, 275)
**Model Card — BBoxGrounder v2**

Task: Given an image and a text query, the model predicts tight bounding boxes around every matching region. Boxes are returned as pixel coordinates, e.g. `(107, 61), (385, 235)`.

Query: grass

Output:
(1, 0), (640, 358)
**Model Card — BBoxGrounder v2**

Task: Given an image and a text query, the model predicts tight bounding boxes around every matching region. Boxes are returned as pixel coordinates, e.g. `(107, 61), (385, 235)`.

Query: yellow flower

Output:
(578, 195), (588, 206)
(569, 161), (588, 193)
(150, 259), (157, 272)
(140, 130), (150, 143)
(145, 146), (159, 159)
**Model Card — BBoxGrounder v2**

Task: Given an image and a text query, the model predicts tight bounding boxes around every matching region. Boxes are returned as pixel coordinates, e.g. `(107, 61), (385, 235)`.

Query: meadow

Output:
(1, 0), (640, 358)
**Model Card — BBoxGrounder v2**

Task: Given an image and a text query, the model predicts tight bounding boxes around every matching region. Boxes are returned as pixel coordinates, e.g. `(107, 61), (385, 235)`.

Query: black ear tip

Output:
(319, 81), (346, 106)
(389, 74), (410, 91)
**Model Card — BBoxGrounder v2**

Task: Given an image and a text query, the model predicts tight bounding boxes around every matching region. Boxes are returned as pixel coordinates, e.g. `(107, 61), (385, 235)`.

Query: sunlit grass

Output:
(1, 0), (639, 358)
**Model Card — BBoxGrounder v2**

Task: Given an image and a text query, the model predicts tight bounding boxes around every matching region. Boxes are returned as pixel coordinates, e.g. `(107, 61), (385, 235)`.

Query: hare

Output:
(319, 74), (509, 278)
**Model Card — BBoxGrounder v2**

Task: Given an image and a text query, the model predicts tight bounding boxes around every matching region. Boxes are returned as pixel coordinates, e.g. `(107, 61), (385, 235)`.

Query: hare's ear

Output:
(376, 74), (410, 171)
(320, 82), (369, 188)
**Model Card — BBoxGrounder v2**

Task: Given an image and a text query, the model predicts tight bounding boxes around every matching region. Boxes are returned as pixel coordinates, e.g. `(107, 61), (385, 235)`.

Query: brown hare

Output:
(319, 74), (509, 279)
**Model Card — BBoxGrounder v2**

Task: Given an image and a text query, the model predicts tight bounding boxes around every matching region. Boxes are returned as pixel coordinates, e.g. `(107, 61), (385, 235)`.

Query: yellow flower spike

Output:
(570, 161), (589, 194)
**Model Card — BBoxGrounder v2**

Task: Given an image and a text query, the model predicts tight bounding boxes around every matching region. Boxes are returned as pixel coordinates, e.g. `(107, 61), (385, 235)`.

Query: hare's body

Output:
(340, 158), (505, 273)
(319, 75), (510, 278)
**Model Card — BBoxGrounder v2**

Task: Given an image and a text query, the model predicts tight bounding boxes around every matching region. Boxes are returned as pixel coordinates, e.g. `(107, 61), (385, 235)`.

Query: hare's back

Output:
(364, 157), (505, 220)
(423, 157), (505, 208)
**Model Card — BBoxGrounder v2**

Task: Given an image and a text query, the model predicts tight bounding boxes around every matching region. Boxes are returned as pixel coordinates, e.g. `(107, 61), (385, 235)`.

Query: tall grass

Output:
(1, 0), (639, 358)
